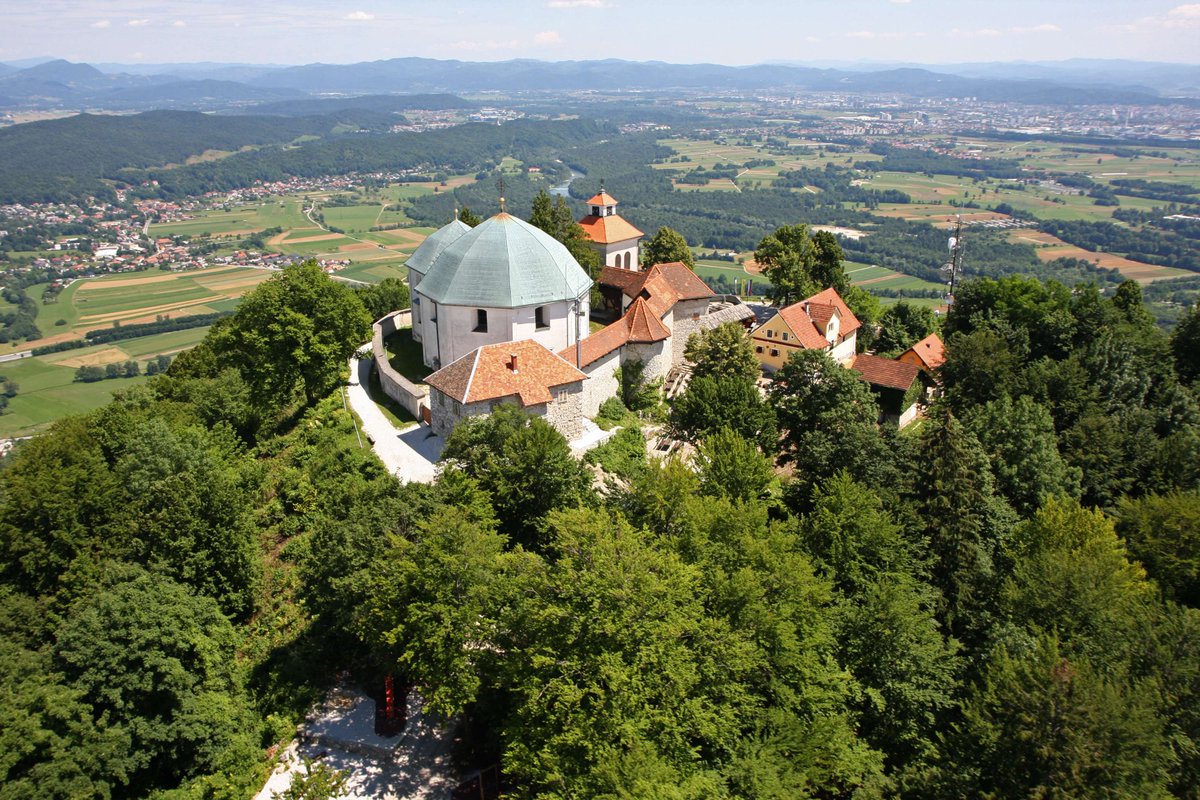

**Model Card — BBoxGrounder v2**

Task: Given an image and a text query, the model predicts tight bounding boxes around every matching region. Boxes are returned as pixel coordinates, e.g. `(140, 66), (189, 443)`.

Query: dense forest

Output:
(2, 250), (1200, 797)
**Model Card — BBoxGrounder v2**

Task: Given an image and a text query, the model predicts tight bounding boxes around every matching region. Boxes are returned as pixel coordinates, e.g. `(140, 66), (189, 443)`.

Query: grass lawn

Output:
(384, 327), (431, 384)
(0, 357), (149, 438)
(365, 367), (418, 429)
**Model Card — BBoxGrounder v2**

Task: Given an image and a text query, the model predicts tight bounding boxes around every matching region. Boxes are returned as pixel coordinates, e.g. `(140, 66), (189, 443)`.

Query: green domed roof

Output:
(405, 218), (471, 284)
(416, 213), (592, 308)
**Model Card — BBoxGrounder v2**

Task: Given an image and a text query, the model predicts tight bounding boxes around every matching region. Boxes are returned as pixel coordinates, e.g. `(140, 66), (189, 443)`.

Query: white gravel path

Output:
(346, 357), (444, 484)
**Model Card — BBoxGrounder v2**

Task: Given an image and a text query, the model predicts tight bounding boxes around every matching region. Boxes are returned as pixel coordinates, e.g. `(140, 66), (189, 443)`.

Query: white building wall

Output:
(418, 293), (591, 369)
(597, 239), (640, 271)
(830, 331), (858, 365)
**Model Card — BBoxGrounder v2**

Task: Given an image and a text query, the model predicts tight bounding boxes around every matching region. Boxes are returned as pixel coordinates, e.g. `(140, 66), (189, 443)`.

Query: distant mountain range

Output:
(0, 56), (1197, 114)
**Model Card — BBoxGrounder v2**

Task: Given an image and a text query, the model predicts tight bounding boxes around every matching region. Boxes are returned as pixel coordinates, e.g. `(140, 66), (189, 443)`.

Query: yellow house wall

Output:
(750, 314), (805, 371)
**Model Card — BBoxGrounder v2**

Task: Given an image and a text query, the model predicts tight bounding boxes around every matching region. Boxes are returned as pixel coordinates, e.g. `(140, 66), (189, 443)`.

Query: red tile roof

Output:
(558, 297), (670, 369)
(624, 296), (671, 343)
(902, 333), (946, 371)
(585, 191), (619, 206)
(427, 339), (586, 407)
(599, 262), (714, 304)
(850, 353), (922, 391)
(578, 213), (644, 245)
(772, 287), (862, 351)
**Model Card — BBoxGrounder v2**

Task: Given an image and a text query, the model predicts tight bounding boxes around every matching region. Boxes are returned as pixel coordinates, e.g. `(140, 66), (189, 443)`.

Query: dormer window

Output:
(474, 309), (488, 332)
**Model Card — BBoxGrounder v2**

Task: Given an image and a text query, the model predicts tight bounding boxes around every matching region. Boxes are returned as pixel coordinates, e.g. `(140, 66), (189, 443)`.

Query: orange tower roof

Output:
(585, 191), (619, 206)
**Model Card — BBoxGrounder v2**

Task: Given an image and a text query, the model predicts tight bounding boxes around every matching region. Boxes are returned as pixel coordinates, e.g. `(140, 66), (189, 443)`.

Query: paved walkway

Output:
(346, 357), (444, 483)
(254, 686), (457, 800)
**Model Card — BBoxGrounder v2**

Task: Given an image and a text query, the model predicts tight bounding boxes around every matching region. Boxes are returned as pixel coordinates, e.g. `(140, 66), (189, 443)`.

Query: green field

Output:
(0, 356), (149, 438)
(150, 197), (314, 238)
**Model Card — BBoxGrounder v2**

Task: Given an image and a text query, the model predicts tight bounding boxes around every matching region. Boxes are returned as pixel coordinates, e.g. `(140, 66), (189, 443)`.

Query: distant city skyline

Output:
(2, 0), (1198, 68)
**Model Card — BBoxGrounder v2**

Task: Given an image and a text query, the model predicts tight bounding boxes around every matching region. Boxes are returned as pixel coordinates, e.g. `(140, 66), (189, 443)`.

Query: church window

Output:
(623, 251), (632, 269)
(535, 305), (549, 329)
(474, 309), (488, 332)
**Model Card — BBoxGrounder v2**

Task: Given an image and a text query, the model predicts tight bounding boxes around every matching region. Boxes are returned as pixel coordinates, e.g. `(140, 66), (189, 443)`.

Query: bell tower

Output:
(577, 185), (644, 271)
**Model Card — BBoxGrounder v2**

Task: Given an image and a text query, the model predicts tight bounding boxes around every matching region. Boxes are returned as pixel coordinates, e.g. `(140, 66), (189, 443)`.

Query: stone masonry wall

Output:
(372, 309), (429, 420)
(580, 349), (622, 417)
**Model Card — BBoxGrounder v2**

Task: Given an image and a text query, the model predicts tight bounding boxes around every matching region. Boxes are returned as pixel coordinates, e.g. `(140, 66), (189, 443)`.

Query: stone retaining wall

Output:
(372, 310), (428, 420)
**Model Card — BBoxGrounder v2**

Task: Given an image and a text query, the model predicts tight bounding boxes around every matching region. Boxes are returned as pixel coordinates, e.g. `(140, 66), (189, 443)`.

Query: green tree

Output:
(940, 329), (1021, 410)
(964, 394), (1081, 516)
(874, 301), (938, 357)
(669, 374), (776, 452)
(52, 567), (258, 798)
(458, 206), (483, 227)
(1172, 304), (1200, 387)
(695, 427), (775, 501)
(934, 635), (1174, 799)
(842, 285), (882, 353)
(208, 261), (372, 409)
(811, 229), (849, 294)
(354, 277), (410, 321)
(272, 758), (348, 800)
(441, 405), (590, 548)
(1117, 491), (1200, 607)
(769, 351), (892, 498)
(684, 322), (760, 383)
(528, 189), (602, 283)
(754, 224), (819, 307)
(908, 409), (1011, 638)
(641, 226), (694, 269)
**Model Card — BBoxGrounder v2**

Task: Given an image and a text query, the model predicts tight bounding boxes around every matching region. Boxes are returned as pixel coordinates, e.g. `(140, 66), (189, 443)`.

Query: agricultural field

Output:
(0, 266), (280, 436)
(1006, 229), (1192, 282)
(150, 196), (313, 238)
(654, 136), (882, 189)
(27, 265), (270, 346)
(0, 355), (149, 438)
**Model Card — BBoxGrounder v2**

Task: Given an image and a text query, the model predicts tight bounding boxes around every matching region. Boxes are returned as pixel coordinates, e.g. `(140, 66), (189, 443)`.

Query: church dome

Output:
(405, 218), (472, 284)
(416, 213), (592, 308)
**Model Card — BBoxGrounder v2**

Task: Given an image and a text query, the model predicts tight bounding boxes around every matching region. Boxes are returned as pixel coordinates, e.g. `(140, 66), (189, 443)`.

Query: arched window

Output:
(623, 251), (632, 269)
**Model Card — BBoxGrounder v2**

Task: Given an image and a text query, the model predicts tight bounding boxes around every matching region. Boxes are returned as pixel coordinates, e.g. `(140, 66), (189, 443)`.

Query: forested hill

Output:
(0, 109), (401, 204)
(0, 114), (610, 204)
(3, 259), (1200, 796)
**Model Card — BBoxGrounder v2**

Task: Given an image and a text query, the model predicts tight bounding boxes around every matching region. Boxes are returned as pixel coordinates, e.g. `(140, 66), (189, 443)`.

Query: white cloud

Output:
(888, 0), (911, 4)
(1114, 4), (1200, 32)
(90, 19), (110, 28)
(126, 19), (150, 27)
(534, 30), (562, 45)
(172, 20), (186, 27)
(344, 11), (375, 21)
(546, 0), (610, 8)
(1010, 23), (1061, 34)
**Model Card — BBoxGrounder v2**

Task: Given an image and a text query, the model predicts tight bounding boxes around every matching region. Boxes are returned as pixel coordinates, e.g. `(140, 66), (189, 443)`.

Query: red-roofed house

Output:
(849, 353), (924, 427)
(750, 287), (861, 371)
(899, 333), (946, 374)
(578, 190), (644, 271)
(426, 339), (587, 439)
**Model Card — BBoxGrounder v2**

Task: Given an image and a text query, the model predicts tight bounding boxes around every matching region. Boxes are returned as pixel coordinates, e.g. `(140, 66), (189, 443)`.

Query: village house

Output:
(749, 287), (860, 371)
(849, 353), (925, 428)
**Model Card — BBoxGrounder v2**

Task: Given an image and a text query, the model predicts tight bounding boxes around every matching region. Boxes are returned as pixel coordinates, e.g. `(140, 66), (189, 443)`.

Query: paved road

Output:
(0, 351), (31, 364)
(346, 357), (443, 483)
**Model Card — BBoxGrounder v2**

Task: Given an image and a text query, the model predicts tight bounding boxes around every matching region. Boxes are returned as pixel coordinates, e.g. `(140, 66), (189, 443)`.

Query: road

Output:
(345, 356), (443, 483)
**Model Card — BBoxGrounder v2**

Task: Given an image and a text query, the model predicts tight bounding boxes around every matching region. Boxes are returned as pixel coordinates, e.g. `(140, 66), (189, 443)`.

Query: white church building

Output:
(387, 193), (753, 440)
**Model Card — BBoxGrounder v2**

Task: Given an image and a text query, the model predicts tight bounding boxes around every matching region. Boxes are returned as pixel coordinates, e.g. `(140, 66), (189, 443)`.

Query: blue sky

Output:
(2, 1), (1198, 66)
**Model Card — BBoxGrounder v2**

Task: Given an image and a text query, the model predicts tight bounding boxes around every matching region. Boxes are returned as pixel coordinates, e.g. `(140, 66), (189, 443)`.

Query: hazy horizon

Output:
(2, 1), (1198, 69)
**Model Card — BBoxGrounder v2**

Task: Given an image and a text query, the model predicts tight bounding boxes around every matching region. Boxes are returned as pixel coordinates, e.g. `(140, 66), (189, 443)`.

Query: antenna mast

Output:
(941, 215), (965, 308)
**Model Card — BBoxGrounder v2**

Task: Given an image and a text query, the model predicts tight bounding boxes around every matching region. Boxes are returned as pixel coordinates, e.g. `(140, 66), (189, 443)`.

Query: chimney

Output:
(509, 353), (519, 373)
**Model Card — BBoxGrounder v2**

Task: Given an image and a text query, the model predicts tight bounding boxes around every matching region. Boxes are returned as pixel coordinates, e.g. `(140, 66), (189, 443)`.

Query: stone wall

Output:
(372, 310), (429, 420)
(429, 383), (585, 442)
(669, 298), (711, 366)
(580, 349), (622, 417)
(625, 339), (672, 387)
